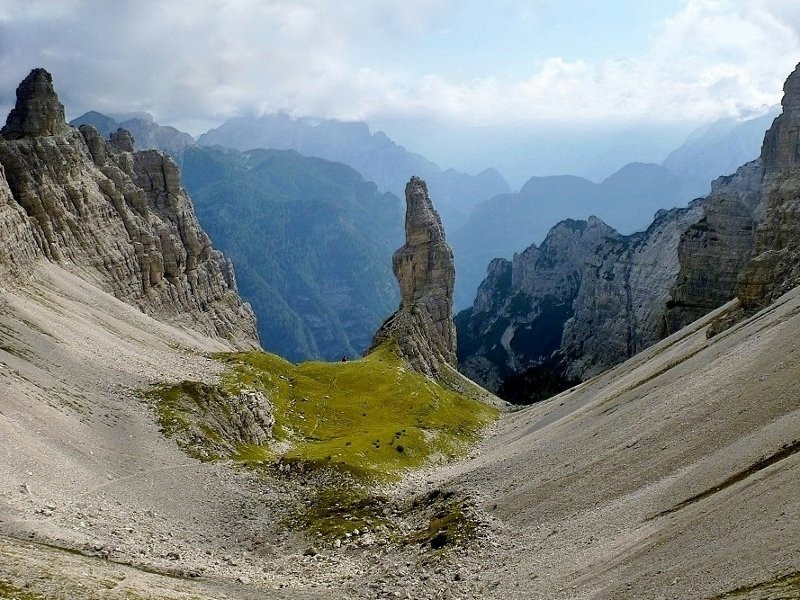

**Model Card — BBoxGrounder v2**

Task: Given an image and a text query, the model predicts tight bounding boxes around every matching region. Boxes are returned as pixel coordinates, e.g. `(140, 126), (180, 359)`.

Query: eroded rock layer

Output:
(0, 68), (258, 349)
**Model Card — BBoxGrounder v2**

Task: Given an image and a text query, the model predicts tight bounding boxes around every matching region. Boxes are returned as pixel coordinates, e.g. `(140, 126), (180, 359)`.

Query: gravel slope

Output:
(1, 261), (798, 599)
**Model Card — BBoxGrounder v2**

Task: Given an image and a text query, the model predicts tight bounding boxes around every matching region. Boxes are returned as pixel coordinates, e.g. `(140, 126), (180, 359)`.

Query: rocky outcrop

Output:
(457, 205), (703, 389)
(460, 61), (800, 396)
(369, 177), (456, 377)
(736, 62), (800, 309)
(1, 69), (70, 139)
(560, 203), (703, 379)
(663, 164), (761, 333)
(456, 218), (618, 389)
(0, 165), (41, 275)
(70, 111), (195, 158)
(0, 68), (259, 349)
(667, 61), (800, 325)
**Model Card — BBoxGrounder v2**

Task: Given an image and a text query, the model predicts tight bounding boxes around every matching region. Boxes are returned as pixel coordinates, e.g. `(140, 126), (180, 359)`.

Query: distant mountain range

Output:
(71, 107), (777, 317)
(197, 113), (510, 230)
(70, 110), (194, 157)
(450, 109), (778, 308)
(450, 162), (686, 308)
(180, 146), (403, 362)
(662, 107), (779, 195)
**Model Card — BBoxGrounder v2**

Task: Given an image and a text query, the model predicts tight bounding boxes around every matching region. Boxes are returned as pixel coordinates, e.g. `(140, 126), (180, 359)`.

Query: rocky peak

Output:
(1, 68), (69, 139)
(0, 69), (259, 349)
(369, 176), (456, 377)
(110, 128), (135, 152)
(761, 61), (800, 173)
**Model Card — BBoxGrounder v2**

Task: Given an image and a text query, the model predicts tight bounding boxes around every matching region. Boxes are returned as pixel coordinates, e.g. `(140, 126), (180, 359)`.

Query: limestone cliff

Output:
(459, 61), (800, 396)
(457, 205), (702, 389)
(369, 177), (456, 377)
(559, 203), (703, 379)
(456, 218), (618, 390)
(667, 60), (800, 327)
(736, 62), (800, 309)
(0, 68), (259, 349)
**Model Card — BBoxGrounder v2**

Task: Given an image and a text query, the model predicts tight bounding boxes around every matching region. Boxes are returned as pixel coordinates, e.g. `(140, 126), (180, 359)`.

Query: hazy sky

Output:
(0, 0), (798, 160)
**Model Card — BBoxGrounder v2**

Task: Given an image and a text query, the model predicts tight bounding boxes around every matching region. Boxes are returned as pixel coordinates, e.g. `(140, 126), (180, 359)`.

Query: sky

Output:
(0, 0), (798, 179)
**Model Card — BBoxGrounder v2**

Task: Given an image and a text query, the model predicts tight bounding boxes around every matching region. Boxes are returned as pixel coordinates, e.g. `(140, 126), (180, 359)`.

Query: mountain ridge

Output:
(197, 112), (511, 231)
(1, 69), (258, 349)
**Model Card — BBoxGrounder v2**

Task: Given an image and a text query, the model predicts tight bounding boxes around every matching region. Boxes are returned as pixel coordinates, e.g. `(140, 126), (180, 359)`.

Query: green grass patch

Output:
(293, 486), (393, 541)
(147, 342), (497, 482)
(215, 341), (498, 481)
(0, 580), (46, 600)
(408, 504), (474, 550)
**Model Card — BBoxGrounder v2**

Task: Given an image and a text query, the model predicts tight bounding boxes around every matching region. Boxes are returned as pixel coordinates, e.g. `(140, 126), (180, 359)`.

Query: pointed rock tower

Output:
(370, 176), (457, 377)
(1, 68), (70, 139)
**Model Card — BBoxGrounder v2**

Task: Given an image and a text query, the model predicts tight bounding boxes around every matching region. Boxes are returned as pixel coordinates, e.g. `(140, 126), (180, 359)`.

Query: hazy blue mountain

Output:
(70, 111), (195, 157)
(450, 110), (776, 308)
(180, 145), (403, 362)
(662, 107), (779, 197)
(451, 162), (684, 308)
(197, 113), (510, 230)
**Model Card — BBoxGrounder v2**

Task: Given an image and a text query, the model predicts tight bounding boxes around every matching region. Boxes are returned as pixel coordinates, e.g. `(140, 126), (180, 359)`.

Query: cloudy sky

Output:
(0, 0), (798, 177)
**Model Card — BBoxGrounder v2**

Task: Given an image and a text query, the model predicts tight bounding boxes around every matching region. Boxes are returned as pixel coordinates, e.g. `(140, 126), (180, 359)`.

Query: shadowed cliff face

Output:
(457, 206), (703, 392)
(370, 176), (457, 377)
(0, 68), (259, 349)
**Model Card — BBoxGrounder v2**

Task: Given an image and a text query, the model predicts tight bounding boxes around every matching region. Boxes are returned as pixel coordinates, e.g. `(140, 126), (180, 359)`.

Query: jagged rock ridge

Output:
(457, 204), (702, 390)
(460, 61), (800, 395)
(1, 69), (71, 139)
(370, 176), (456, 377)
(70, 110), (196, 158)
(0, 68), (259, 348)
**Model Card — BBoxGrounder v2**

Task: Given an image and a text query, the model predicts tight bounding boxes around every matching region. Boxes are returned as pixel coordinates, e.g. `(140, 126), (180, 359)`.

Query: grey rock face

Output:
(663, 170), (760, 333)
(370, 176), (456, 377)
(561, 203), (703, 379)
(0, 164), (42, 275)
(457, 204), (704, 389)
(1, 69), (70, 140)
(0, 69), (259, 349)
(737, 62), (800, 309)
(669, 61), (800, 322)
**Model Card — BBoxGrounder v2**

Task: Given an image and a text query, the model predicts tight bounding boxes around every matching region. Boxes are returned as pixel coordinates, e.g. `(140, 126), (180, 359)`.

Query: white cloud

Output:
(0, 0), (798, 133)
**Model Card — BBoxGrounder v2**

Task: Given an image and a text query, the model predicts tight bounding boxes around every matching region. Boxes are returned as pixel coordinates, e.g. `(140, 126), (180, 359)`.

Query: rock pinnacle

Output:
(1, 68), (70, 139)
(369, 176), (457, 376)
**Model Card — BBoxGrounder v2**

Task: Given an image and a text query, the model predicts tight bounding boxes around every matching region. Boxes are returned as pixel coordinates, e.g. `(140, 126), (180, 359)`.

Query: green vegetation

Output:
(0, 580), (45, 600)
(405, 495), (476, 551)
(181, 146), (403, 362)
(149, 343), (498, 482)
(148, 343), (496, 549)
(293, 487), (393, 541)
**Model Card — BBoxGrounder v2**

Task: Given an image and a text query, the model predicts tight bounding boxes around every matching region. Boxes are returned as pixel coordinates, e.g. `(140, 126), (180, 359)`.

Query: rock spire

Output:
(1, 68), (70, 139)
(370, 176), (457, 376)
